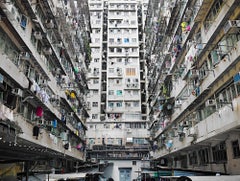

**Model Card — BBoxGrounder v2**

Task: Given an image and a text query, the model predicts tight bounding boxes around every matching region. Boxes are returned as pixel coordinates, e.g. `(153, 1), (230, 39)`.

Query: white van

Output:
(159, 175), (240, 181)
(48, 172), (106, 181)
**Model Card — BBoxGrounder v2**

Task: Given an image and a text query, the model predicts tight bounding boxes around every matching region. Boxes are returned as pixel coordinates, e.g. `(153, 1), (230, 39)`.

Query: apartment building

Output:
(86, 0), (149, 180)
(146, 0), (240, 175)
(0, 0), (90, 176)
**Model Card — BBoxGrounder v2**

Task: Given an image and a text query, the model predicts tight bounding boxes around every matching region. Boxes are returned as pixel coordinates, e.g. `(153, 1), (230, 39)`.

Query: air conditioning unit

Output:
(161, 134), (166, 139)
(126, 128), (132, 133)
(20, 52), (31, 60)
(126, 137), (133, 143)
(37, 119), (44, 125)
(86, 105), (91, 110)
(45, 19), (54, 29)
(44, 120), (52, 126)
(223, 20), (240, 34)
(34, 31), (42, 39)
(12, 88), (23, 97)
(40, 79), (48, 87)
(91, 158), (97, 163)
(134, 83), (138, 88)
(189, 69), (199, 79)
(187, 127), (196, 137)
(43, 47), (52, 55)
(68, 112), (74, 117)
(205, 99), (216, 107)
(52, 68), (61, 75)
(186, 39), (196, 49)
(175, 100), (182, 107)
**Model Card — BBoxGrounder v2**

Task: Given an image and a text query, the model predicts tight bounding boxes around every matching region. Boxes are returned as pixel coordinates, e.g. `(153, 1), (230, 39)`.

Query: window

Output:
(132, 38), (137, 43)
(93, 90), (98, 95)
(109, 38), (114, 44)
(116, 20), (122, 24)
(232, 140), (240, 158)
(116, 79), (121, 84)
(108, 90), (114, 95)
(92, 114), (98, 119)
(93, 79), (99, 84)
(107, 138), (114, 144)
(133, 101), (139, 107)
(204, 0), (224, 32)
(109, 102), (114, 108)
(93, 68), (99, 75)
(116, 90), (122, 96)
(109, 68), (114, 73)
(20, 15), (28, 29)
(95, 29), (100, 33)
(125, 102), (131, 107)
(116, 102), (122, 107)
(117, 58), (122, 62)
(117, 38), (122, 44)
(126, 68), (136, 76)
(95, 38), (100, 43)
(212, 142), (227, 162)
(124, 38), (129, 43)
(92, 102), (98, 107)
(109, 20), (114, 24)
(110, 48), (114, 52)
(133, 90), (138, 95)
(189, 151), (198, 165)
(132, 48), (137, 52)
(133, 138), (145, 145)
(117, 48), (122, 53)
(96, 20), (100, 24)
(92, 48), (100, 53)
(130, 20), (136, 25)
(116, 138), (122, 145)
(198, 148), (209, 165)
(131, 29), (137, 33)
(94, 58), (99, 62)
(88, 138), (95, 144)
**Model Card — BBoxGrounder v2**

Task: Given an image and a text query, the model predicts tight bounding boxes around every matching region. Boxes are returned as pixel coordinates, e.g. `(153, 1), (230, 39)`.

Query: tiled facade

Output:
(86, 0), (150, 180)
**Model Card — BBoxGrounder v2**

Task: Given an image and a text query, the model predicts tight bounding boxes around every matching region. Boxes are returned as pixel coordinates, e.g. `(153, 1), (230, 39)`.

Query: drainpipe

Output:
(24, 161), (29, 181)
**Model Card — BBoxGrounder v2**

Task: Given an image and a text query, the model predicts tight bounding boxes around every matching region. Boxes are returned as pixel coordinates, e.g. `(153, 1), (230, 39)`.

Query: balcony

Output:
(0, 54), (29, 89)
(14, 112), (85, 160)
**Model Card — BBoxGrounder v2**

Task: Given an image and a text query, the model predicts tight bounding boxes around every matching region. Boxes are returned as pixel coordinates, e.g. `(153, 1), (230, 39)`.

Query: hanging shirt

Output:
(52, 119), (57, 128)
(36, 106), (43, 117)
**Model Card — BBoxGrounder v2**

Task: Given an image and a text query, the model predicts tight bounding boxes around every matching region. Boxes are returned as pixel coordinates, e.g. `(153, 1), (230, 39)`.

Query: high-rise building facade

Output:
(0, 0), (91, 176)
(86, 0), (149, 180)
(1, 0), (240, 180)
(145, 0), (240, 175)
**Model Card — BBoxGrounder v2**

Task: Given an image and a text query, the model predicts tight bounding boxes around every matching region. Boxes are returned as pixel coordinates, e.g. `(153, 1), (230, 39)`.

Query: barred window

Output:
(212, 142), (227, 162)
(232, 140), (240, 158)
